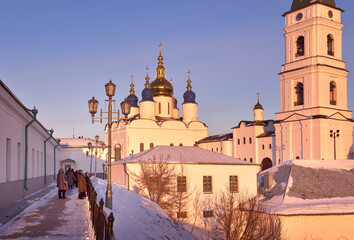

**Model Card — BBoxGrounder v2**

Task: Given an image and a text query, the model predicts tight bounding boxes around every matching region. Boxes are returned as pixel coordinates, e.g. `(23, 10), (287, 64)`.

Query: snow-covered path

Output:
(0, 187), (95, 239)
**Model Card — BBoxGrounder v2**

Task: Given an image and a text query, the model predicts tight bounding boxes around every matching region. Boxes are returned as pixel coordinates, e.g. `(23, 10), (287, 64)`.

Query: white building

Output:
(111, 146), (260, 227)
(198, 0), (354, 168)
(0, 80), (61, 208)
(59, 137), (107, 177)
(258, 159), (354, 239)
(106, 48), (208, 159)
(275, 0), (354, 162)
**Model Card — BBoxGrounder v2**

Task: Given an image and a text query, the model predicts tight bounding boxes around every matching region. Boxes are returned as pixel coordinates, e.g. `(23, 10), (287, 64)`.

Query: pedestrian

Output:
(74, 170), (78, 187)
(57, 168), (67, 199)
(77, 169), (87, 199)
(66, 169), (77, 190)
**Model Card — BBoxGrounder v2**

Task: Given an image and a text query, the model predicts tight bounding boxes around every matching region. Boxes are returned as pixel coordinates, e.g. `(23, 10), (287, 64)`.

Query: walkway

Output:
(0, 186), (95, 239)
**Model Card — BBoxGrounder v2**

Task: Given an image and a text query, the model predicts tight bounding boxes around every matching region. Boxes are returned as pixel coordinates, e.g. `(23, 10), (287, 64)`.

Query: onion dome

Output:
(127, 74), (139, 107)
(141, 67), (154, 101)
(183, 70), (197, 104)
(254, 92), (263, 110)
(173, 97), (178, 108)
(150, 43), (174, 97)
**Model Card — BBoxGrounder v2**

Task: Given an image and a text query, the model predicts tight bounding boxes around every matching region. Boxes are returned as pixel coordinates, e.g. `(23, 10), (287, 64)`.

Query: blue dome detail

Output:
(141, 88), (154, 102)
(183, 91), (196, 104)
(127, 94), (139, 107)
(173, 97), (178, 108)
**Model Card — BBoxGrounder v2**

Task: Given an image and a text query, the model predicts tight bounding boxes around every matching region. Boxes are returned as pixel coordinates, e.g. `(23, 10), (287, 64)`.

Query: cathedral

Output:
(198, 0), (354, 169)
(105, 46), (208, 159)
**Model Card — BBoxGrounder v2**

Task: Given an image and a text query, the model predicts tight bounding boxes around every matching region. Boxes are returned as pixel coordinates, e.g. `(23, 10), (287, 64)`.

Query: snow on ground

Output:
(91, 177), (197, 240)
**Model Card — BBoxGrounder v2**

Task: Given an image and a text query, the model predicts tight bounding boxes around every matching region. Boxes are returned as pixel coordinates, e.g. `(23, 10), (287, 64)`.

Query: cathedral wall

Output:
(182, 103), (198, 123)
(140, 101), (156, 120)
(154, 96), (173, 118)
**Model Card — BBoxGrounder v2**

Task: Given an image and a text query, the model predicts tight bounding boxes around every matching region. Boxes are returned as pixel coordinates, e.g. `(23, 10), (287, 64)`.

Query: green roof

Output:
(291, 0), (336, 12)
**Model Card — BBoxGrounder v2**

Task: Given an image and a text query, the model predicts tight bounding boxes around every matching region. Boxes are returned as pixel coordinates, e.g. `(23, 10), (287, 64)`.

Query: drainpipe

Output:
(123, 162), (129, 190)
(44, 128), (54, 184)
(24, 106), (38, 191)
(53, 139), (61, 180)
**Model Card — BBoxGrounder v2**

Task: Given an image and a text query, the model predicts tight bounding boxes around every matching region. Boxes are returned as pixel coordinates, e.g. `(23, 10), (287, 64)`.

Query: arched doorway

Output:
(261, 158), (272, 171)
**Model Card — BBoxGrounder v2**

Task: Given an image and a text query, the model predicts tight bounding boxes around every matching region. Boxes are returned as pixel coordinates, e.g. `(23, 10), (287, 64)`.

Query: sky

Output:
(1, 0), (354, 140)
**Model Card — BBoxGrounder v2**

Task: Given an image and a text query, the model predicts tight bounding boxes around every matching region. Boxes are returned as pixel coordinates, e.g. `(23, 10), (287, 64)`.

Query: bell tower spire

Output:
(156, 42), (166, 79)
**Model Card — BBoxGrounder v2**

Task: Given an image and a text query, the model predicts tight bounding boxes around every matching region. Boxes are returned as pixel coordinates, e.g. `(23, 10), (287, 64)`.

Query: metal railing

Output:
(87, 178), (116, 240)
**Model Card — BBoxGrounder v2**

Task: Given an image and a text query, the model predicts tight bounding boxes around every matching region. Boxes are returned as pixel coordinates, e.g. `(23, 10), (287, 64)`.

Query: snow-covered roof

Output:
(258, 160), (354, 215)
(59, 138), (104, 148)
(196, 133), (233, 143)
(116, 146), (258, 166)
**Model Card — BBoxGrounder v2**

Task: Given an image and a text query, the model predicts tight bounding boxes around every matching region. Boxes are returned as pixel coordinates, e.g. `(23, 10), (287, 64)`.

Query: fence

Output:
(87, 178), (116, 240)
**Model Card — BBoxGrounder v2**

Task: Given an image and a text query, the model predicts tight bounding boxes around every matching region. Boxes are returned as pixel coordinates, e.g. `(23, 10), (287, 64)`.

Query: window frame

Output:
(203, 176), (212, 193)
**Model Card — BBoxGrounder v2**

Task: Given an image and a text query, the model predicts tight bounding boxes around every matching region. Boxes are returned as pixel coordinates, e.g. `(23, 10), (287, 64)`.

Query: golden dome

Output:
(151, 78), (173, 97)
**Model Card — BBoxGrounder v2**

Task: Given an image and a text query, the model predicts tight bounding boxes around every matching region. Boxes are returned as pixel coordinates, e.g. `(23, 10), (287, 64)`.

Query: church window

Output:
(229, 176), (238, 193)
(249, 137), (252, 144)
(269, 144), (272, 149)
(211, 148), (213, 152)
(159, 102), (161, 114)
(294, 82), (304, 106)
(244, 158), (247, 161)
(177, 176), (187, 192)
(170, 143), (174, 146)
(168, 102), (170, 114)
(296, 36), (305, 57)
(296, 156), (300, 159)
(140, 143), (144, 152)
(250, 158), (253, 163)
(243, 137), (246, 144)
(203, 210), (213, 218)
(150, 143), (154, 148)
(237, 139), (240, 145)
(203, 176), (212, 193)
(179, 143), (183, 146)
(330, 81), (337, 105)
(262, 144), (265, 150)
(177, 211), (187, 219)
(216, 147), (218, 152)
(327, 34), (334, 56)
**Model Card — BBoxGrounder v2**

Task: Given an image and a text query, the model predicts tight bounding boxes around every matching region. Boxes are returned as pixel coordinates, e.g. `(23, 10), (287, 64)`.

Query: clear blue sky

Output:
(1, 0), (354, 140)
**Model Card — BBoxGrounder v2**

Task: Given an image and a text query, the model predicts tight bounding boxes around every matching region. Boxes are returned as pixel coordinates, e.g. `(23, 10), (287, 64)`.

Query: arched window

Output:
(150, 143), (154, 148)
(296, 36), (305, 57)
(243, 137), (246, 144)
(296, 156), (300, 159)
(140, 143), (144, 152)
(294, 82), (304, 106)
(237, 139), (240, 145)
(168, 102), (170, 114)
(170, 143), (174, 146)
(262, 144), (265, 150)
(261, 158), (272, 171)
(159, 102), (161, 114)
(330, 81), (337, 105)
(179, 143), (183, 146)
(249, 137), (252, 144)
(327, 34), (334, 56)
(244, 158), (247, 161)
(250, 158), (253, 163)
(269, 144), (272, 149)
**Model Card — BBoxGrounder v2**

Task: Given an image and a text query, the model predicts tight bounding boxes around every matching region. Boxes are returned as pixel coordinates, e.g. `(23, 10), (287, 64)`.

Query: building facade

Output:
(106, 48), (208, 159)
(0, 80), (60, 209)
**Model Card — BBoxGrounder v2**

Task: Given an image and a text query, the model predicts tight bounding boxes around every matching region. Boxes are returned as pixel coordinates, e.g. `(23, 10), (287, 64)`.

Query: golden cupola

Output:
(150, 43), (174, 97)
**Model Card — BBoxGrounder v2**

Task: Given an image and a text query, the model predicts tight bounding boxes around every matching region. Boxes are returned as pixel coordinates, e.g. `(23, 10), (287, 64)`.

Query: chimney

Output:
(263, 172), (274, 189)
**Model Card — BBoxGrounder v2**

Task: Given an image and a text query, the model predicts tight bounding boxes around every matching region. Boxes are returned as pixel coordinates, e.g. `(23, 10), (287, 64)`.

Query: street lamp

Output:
(93, 135), (106, 177)
(330, 130), (340, 160)
(88, 142), (93, 177)
(87, 79), (131, 209)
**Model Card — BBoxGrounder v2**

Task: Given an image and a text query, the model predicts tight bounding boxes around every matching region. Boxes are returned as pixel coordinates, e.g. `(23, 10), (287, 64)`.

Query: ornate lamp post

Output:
(93, 135), (106, 177)
(88, 79), (131, 209)
(329, 130), (340, 160)
(87, 142), (93, 177)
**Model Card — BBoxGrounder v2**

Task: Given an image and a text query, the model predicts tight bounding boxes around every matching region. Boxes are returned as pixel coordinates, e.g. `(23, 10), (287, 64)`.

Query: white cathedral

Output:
(105, 47), (208, 159)
(106, 0), (354, 168)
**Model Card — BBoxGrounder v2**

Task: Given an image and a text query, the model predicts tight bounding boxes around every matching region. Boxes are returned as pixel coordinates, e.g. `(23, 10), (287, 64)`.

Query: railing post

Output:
(98, 198), (104, 240)
(108, 212), (115, 239)
(93, 191), (97, 225)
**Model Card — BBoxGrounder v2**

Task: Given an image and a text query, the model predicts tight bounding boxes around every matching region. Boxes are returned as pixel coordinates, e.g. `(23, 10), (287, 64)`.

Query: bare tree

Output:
(130, 155), (176, 214)
(190, 190), (202, 233)
(213, 190), (283, 240)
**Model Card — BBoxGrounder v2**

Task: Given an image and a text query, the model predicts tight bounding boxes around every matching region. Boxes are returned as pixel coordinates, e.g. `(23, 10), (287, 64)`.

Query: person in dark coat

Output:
(57, 168), (67, 199)
(74, 170), (78, 187)
(66, 169), (77, 190)
(77, 169), (87, 199)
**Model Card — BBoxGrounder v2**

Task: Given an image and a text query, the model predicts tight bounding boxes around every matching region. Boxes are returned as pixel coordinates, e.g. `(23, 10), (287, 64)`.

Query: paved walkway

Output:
(0, 186), (95, 239)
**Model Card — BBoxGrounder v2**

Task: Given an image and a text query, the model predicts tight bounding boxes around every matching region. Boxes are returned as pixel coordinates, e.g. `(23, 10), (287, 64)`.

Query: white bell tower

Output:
(274, 0), (353, 162)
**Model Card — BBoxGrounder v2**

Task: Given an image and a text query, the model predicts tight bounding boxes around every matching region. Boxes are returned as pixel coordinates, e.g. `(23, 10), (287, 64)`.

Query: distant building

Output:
(196, 133), (233, 157)
(111, 146), (260, 227)
(106, 47), (208, 159)
(0, 80), (60, 209)
(258, 159), (354, 239)
(59, 137), (107, 177)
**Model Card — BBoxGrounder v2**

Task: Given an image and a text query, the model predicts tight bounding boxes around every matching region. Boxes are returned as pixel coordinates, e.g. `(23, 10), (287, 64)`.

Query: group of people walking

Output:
(57, 168), (89, 199)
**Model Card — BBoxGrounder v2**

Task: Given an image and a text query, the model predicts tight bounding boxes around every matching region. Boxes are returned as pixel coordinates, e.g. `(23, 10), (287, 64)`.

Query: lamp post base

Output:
(105, 191), (113, 209)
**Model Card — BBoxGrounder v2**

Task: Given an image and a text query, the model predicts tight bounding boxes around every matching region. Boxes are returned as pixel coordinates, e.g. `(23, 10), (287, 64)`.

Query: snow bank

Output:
(90, 177), (196, 240)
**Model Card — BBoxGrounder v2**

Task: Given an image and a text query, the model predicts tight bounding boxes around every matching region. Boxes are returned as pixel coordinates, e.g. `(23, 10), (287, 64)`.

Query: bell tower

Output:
(274, 0), (354, 162)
